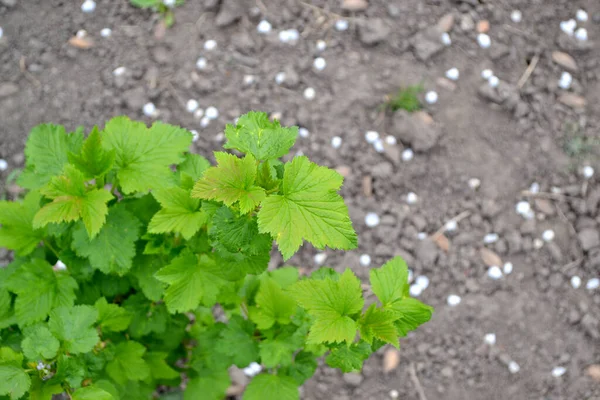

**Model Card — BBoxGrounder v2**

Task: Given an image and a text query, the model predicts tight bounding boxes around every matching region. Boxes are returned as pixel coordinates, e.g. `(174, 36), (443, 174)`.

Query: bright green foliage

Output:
(289, 269), (364, 344)
(224, 111), (298, 161)
(21, 324), (60, 360)
(68, 126), (115, 179)
(33, 165), (113, 238)
(102, 117), (191, 194)
(257, 156), (357, 260)
(128, 0), (184, 27)
(0, 114), (432, 399)
(0, 191), (45, 256)
(192, 152), (266, 214)
(243, 374), (299, 400)
(48, 305), (99, 354)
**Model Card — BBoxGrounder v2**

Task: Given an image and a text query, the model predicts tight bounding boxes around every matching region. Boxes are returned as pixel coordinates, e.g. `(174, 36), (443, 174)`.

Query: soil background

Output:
(1, 0), (600, 399)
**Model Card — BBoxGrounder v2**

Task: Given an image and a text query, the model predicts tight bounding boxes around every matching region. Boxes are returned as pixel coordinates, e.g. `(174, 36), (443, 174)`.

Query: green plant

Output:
(0, 112), (432, 399)
(129, 0), (184, 27)
(382, 84), (423, 112)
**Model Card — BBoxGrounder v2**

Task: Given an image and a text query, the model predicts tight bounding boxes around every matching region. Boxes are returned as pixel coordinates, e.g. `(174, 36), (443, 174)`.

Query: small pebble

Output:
(204, 40), (217, 51)
(279, 29), (300, 43)
(415, 275), (430, 290)
(257, 20), (272, 34)
(196, 57), (207, 70)
(402, 148), (414, 162)
(385, 135), (397, 145)
(331, 136), (342, 149)
(303, 87), (316, 100)
(445, 220), (457, 232)
(575, 27), (588, 41)
(0, 159), (8, 171)
(587, 278), (600, 290)
(0, 27), (3, 39)
(406, 192), (418, 205)
(365, 212), (380, 228)
(373, 139), (385, 153)
(194, 108), (205, 119)
(243, 362), (262, 377)
(552, 366), (567, 378)
(487, 266), (503, 280)
(582, 165), (594, 179)
(275, 72), (286, 84)
(409, 284), (423, 297)
(100, 28), (112, 38)
(243, 75), (256, 85)
(533, 238), (544, 249)
(488, 76), (500, 88)
(359, 254), (371, 267)
(510, 10), (522, 23)
(205, 106), (219, 120)
(508, 361), (520, 374)
(558, 71), (573, 89)
(408, 269), (414, 282)
(576, 9), (588, 22)
(190, 130), (199, 142)
(314, 252), (327, 265)
(571, 275), (582, 289)
(143, 102), (157, 117)
(425, 91), (439, 104)
(560, 19), (576, 36)
(440, 32), (451, 46)
(529, 182), (540, 193)
(417, 232), (427, 240)
(389, 389), (399, 399)
(163, 0), (175, 7)
(316, 40), (327, 52)
(503, 262), (513, 275)
(445, 67), (460, 81)
(81, 0), (96, 13)
(484, 333), (496, 345)
(483, 233), (499, 244)
(468, 178), (481, 189)
(200, 116), (210, 128)
(313, 57), (326, 71)
(113, 66), (126, 76)
(298, 127), (310, 138)
(447, 294), (461, 306)
(186, 99), (199, 113)
(481, 69), (494, 80)
(477, 33), (491, 48)
(335, 19), (349, 31)
(542, 229), (555, 242)
(54, 260), (67, 270)
(365, 131), (379, 144)
(515, 201), (531, 216)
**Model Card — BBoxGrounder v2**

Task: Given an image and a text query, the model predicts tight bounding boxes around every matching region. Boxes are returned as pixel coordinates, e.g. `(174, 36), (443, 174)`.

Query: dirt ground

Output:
(1, 0), (600, 399)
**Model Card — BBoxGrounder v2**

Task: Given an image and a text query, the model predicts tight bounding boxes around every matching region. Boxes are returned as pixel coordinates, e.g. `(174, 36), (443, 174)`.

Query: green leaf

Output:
(122, 294), (168, 338)
(102, 117), (192, 194)
(106, 341), (150, 385)
(259, 339), (294, 368)
(288, 269), (363, 344)
(215, 316), (259, 368)
(389, 297), (433, 337)
(71, 205), (141, 275)
(266, 267), (299, 289)
(5, 259), (77, 327)
(0, 289), (15, 329)
(325, 341), (372, 373)
(48, 305), (99, 354)
(68, 126), (116, 179)
(369, 257), (409, 307)
(177, 153), (210, 189)
(279, 351), (317, 386)
(243, 374), (299, 400)
(191, 152), (266, 214)
(17, 124), (83, 190)
(148, 187), (206, 239)
(50, 354), (85, 389)
(257, 156), (357, 260)
(21, 325), (60, 361)
(155, 251), (224, 313)
(28, 376), (63, 400)
(33, 165), (113, 239)
(129, 0), (158, 7)
(130, 255), (166, 302)
(0, 365), (31, 400)
(144, 352), (179, 380)
(358, 304), (399, 347)
(95, 297), (132, 332)
(249, 278), (295, 330)
(184, 370), (230, 400)
(0, 191), (45, 256)
(72, 386), (115, 400)
(224, 111), (298, 161)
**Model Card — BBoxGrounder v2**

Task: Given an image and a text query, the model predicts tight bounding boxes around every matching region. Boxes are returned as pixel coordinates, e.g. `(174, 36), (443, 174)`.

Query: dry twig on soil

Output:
(517, 53), (540, 89)
(409, 362), (429, 400)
